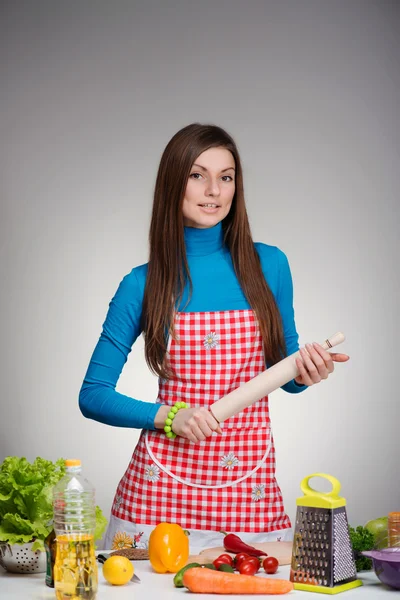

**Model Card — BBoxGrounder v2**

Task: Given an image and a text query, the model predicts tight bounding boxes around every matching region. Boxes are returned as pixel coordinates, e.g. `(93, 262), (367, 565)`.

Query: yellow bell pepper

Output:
(148, 523), (189, 573)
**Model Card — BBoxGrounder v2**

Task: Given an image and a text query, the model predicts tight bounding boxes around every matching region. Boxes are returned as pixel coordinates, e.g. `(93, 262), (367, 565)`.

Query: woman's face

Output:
(182, 147), (236, 229)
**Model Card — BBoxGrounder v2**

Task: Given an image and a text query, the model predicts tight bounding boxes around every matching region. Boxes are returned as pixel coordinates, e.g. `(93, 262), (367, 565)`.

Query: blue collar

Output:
(184, 222), (224, 256)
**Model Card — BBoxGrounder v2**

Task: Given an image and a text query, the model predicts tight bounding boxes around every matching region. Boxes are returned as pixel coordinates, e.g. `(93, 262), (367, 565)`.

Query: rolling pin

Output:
(210, 332), (345, 423)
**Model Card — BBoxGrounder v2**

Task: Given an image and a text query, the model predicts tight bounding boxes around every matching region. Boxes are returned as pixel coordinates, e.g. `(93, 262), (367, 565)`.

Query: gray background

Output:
(1, 0), (399, 535)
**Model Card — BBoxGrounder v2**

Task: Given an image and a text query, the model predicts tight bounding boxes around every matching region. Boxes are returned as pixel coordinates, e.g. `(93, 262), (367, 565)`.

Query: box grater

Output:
(290, 473), (362, 594)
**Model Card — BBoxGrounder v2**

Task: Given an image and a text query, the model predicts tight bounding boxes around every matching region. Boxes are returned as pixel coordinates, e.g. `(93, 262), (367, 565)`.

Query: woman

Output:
(79, 123), (349, 552)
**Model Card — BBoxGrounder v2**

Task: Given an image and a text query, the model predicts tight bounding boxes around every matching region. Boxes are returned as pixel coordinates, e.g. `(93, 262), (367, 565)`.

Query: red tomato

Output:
(238, 558), (259, 576)
(213, 554), (234, 569)
(263, 556), (279, 574)
(234, 552), (250, 568)
(241, 556), (260, 572)
(218, 554), (234, 566)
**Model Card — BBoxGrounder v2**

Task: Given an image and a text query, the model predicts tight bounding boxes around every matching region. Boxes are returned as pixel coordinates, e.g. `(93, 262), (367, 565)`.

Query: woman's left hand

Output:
(294, 342), (349, 386)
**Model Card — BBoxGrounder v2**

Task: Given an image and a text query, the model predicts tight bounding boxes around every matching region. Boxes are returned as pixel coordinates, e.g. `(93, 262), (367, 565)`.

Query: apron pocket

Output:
(145, 427), (271, 489)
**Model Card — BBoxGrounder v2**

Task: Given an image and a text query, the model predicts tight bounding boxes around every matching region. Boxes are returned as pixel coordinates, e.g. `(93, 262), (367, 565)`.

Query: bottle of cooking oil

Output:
(388, 512), (400, 548)
(53, 459), (98, 599)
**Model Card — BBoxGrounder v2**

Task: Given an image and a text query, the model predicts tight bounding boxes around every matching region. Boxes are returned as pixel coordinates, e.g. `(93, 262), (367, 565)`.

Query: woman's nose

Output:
(206, 179), (220, 197)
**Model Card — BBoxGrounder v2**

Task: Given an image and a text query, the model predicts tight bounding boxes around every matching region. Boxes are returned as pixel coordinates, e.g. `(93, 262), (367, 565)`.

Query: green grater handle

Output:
(300, 473), (341, 499)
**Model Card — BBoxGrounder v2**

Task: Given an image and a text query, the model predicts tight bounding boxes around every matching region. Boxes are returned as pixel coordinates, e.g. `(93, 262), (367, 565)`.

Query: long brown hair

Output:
(142, 123), (287, 378)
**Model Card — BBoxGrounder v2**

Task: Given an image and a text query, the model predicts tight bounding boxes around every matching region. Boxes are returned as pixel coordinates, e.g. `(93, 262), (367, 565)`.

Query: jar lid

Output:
(388, 512), (400, 520)
(65, 459), (81, 467)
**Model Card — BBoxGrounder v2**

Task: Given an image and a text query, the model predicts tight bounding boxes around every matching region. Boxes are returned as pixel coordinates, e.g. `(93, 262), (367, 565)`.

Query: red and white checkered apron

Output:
(111, 309), (290, 533)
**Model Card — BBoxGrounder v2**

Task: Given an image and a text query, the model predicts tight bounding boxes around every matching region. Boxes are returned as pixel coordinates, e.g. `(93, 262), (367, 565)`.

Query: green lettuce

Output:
(0, 456), (107, 552)
(94, 505), (108, 545)
(0, 457), (66, 551)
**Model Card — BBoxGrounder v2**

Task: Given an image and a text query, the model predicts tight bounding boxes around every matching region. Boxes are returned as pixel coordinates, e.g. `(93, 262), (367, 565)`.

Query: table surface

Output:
(0, 561), (394, 599)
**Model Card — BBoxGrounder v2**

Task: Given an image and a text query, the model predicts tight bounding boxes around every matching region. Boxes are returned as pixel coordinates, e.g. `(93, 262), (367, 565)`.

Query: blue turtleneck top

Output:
(79, 223), (306, 429)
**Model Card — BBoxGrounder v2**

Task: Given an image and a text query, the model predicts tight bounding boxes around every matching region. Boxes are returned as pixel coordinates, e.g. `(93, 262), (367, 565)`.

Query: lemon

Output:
(102, 555), (134, 586)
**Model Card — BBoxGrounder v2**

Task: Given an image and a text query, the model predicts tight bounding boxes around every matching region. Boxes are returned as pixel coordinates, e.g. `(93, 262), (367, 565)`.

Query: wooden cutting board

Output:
(187, 541), (292, 566)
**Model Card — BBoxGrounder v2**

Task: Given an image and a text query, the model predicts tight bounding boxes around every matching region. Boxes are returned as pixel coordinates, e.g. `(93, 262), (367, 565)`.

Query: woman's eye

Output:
(189, 173), (233, 182)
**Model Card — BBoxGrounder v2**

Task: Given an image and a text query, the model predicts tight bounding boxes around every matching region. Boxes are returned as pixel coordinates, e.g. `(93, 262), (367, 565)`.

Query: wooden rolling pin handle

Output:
(321, 331), (345, 350)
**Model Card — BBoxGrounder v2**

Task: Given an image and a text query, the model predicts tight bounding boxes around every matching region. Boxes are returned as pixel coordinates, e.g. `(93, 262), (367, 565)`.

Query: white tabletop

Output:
(0, 562), (394, 599)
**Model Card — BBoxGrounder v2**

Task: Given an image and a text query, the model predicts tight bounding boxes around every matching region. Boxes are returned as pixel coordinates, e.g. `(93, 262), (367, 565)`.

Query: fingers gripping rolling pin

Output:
(209, 332), (345, 423)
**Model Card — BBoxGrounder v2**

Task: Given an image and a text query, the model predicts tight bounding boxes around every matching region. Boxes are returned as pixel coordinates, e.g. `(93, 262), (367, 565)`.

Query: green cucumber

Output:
(173, 563), (201, 587)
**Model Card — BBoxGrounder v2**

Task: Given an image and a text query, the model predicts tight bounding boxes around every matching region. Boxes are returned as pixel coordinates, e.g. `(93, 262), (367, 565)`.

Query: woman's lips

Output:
(198, 204), (220, 214)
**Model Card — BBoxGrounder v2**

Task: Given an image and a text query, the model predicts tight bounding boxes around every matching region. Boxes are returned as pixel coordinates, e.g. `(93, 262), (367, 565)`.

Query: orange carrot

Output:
(182, 567), (294, 594)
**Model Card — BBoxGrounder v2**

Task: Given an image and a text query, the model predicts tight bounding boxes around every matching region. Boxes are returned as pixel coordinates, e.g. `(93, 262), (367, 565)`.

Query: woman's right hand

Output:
(172, 406), (222, 443)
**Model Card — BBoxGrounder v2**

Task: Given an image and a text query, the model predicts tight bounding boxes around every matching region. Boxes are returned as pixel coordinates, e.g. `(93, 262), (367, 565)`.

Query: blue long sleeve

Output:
(79, 267), (161, 429)
(270, 246), (307, 394)
(79, 224), (306, 430)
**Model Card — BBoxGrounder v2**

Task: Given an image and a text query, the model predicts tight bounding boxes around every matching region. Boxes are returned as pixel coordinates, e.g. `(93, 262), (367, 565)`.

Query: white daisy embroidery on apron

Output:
(203, 331), (219, 349)
(144, 464), (160, 483)
(220, 453), (239, 470)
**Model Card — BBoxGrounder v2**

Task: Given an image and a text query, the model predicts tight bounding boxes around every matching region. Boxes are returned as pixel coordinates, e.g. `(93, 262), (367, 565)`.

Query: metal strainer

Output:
(0, 542), (46, 574)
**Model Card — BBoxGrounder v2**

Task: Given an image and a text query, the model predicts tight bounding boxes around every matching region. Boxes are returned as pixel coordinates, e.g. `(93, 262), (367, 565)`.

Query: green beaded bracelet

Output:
(164, 401), (188, 439)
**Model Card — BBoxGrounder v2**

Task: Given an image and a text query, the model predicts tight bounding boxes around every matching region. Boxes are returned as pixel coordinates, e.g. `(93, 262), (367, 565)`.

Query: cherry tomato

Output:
(263, 556), (279, 574)
(213, 554), (234, 569)
(234, 552), (250, 568)
(219, 553), (234, 566)
(241, 556), (261, 572)
(238, 558), (259, 576)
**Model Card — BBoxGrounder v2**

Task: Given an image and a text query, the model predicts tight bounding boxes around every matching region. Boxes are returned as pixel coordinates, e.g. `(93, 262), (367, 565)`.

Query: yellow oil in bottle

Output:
(54, 533), (98, 600)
